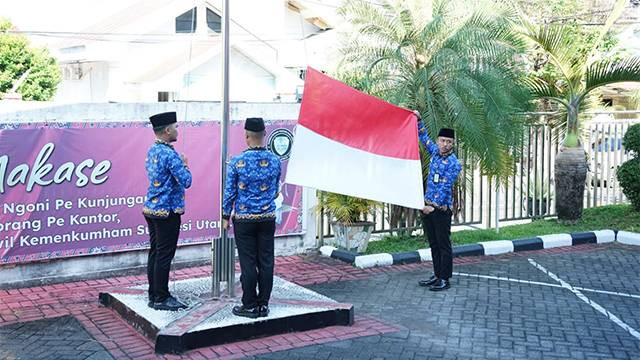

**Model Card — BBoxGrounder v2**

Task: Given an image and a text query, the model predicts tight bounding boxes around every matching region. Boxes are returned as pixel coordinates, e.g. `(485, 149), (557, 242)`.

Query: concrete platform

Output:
(98, 276), (354, 354)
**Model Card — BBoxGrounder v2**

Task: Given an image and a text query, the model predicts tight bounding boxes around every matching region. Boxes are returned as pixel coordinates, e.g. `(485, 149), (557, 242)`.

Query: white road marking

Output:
(528, 258), (640, 341)
(453, 272), (640, 300)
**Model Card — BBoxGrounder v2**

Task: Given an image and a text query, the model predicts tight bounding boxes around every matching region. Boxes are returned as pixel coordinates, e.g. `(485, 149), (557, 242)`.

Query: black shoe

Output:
(232, 305), (260, 319)
(153, 296), (188, 311)
(418, 275), (438, 287)
(258, 305), (269, 318)
(147, 294), (156, 308)
(429, 279), (450, 291)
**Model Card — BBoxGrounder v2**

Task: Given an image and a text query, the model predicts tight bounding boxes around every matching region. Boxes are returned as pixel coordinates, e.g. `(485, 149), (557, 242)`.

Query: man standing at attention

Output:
(143, 111), (192, 311)
(415, 112), (461, 291)
(222, 117), (281, 318)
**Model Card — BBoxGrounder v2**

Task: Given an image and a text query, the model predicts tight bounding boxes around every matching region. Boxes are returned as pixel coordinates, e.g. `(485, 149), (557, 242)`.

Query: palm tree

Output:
(335, 0), (532, 228)
(521, 0), (640, 222)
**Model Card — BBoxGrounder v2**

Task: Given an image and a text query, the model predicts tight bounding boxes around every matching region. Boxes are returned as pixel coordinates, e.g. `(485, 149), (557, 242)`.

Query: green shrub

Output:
(617, 123), (640, 211)
(622, 123), (640, 154)
(617, 158), (640, 211)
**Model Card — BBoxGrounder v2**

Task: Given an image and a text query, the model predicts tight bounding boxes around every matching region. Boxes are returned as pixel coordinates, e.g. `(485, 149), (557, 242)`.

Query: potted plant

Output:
(317, 192), (378, 253)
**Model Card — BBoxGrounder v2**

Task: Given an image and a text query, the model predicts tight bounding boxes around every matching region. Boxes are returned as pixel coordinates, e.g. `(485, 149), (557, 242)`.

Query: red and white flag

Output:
(285, 67), (424, 209)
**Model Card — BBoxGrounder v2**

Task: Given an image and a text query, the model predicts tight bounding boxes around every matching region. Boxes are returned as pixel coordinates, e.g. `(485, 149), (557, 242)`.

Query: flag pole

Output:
(213, 0), (232, 298)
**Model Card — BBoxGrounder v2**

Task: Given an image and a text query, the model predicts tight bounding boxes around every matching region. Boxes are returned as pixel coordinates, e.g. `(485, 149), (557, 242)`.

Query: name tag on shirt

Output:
(433, 173), (440, 183)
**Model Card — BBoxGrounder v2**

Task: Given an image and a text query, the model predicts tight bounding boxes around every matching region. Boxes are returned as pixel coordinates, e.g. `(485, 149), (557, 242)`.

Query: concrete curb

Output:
(320, 229), (632, 269)
(617, 231), (640, 246)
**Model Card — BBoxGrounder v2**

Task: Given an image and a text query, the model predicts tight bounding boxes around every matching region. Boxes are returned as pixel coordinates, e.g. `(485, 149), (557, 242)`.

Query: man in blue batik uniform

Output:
(222, 117), (281, 318)
(416, 113), (461, 291)
(142, 111), (192, 311)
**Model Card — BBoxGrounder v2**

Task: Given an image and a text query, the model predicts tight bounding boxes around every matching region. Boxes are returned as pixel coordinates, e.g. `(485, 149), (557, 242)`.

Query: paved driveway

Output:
(257, 244), (640, 360)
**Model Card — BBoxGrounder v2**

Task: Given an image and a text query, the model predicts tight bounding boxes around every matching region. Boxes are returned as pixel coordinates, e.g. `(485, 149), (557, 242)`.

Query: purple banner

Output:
(0, 121), (302, 264)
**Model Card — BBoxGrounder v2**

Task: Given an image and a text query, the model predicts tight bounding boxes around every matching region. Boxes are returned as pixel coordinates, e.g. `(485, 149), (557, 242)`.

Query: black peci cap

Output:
(438, 128), (455, 139)
(245, 117), (265, 132)
(149, 112), (177, 129)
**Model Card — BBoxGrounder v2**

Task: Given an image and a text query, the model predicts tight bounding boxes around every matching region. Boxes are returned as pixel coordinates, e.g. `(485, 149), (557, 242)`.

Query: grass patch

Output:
(364, 204), (640, 255)
(365, 234), (424, 255)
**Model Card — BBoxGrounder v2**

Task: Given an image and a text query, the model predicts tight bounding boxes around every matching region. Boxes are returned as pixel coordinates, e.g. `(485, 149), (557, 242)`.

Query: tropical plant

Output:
(617, 123), (640, 210)
(0, 18), (60, 101)
(334, 0), (532, 229)
(520, 0), (640, 222)
(517, 0), (620, 118)
(317, 191), (378, 224)
(517, 0), (621, 74)
(336, 0), (532, 177)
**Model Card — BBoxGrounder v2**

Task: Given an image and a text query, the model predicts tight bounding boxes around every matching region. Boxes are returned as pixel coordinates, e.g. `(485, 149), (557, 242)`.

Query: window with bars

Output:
(175, 7), (222, 33)
(176, 8), (197, 33)
(207, 8), (221, 33)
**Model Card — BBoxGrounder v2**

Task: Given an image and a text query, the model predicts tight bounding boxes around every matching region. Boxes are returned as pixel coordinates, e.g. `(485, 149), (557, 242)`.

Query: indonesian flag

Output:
(285, 67), (424, 209)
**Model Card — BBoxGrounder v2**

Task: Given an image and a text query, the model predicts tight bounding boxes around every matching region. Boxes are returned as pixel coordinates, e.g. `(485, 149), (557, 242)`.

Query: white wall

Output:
(55, 61), (110, 103)
(279, 6), (323, 67)
(178, 50), (276, 102)
(225, 0), (284, 41)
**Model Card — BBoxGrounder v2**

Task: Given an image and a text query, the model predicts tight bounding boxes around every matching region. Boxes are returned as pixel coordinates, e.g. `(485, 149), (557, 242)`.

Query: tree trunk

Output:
(554, 147), (587, 223)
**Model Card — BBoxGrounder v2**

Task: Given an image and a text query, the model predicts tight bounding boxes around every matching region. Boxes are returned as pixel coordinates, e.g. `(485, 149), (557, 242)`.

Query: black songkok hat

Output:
(438, 128), (455, 139)
(245, 117), (265, 132)
(150, 112), (177, 129)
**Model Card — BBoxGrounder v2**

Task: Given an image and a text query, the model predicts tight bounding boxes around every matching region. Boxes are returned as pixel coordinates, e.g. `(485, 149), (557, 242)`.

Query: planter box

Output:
(329, 221), (375, 253)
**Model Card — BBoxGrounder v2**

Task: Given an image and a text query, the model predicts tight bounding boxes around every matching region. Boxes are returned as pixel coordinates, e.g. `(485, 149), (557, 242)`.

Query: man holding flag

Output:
(416, 112), (461, 291)
(286, 68), (460, 291)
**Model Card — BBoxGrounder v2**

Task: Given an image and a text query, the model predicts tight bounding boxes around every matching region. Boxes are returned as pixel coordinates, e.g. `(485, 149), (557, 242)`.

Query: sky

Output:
(1, 0), (133, 30)
(0, 0), (133, 46)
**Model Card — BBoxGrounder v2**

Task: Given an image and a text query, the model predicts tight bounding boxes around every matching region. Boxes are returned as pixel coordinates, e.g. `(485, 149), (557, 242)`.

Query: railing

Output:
(318, 113), (640, 238)
(586, 120), (637, 208)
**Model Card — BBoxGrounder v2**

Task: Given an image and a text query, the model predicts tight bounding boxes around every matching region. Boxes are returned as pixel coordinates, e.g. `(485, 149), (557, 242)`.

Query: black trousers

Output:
(422, 209), (453, 280)
(145, 213), (181, 302)
(233, 218), (276, 308)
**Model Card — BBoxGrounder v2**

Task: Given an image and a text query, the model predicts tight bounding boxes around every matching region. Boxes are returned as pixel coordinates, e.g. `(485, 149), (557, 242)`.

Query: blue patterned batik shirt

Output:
(418, 121), (462, 209)
(142, 140), (192, 218)
(222, 147), (282, 221)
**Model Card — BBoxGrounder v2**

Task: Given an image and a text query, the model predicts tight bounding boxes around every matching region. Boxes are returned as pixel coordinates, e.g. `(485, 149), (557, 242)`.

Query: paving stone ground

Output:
(254, 244), (640, 360)
(0, 315), (114, 360)
(0, 242), (639, 359)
